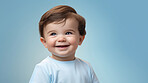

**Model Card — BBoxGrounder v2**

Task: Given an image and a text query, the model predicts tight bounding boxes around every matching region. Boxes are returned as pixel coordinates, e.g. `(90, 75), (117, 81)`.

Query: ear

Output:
(79, 36), (85, 45)
(40, 37), (47, 48)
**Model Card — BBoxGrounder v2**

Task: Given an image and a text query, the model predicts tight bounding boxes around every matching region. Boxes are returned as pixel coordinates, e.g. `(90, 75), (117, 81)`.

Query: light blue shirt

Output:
(29, 56), (99, 83)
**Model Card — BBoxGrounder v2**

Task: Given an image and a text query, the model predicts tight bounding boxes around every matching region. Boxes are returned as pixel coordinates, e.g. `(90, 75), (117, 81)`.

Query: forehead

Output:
(44, 17), (79, 31)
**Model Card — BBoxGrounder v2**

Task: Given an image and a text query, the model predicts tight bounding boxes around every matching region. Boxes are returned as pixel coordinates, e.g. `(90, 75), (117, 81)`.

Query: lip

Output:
(55, 45), (70, 48)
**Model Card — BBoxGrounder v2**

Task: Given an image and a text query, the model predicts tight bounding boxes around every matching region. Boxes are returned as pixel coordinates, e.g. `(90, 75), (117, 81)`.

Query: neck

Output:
(51, 54), (75, 61)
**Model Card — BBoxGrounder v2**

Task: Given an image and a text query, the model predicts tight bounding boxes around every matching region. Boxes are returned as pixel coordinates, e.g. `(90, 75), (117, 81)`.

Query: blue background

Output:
(0, 0), (148, 83)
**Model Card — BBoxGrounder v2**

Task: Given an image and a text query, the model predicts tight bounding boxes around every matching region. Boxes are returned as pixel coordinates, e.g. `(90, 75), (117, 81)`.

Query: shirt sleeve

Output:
(29, 64), (50, 83)
(89, 65), (100, 83)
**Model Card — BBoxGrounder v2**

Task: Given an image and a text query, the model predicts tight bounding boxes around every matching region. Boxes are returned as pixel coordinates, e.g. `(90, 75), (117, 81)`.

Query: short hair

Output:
(39, 5), (86, 37)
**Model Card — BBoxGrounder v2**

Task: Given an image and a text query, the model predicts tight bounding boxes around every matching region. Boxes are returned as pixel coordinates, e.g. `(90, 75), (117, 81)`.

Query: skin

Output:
(40, 17), (85, 61)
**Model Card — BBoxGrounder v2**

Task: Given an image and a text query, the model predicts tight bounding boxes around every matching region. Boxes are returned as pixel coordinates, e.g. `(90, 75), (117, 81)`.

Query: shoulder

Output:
(75, 58), (96, 74)
(36, 56), (61, 72)
(34, 56), (56, 73)
(29, 57), (53, 83)
(76, 58), (100, 83)
(37, 57), (50, 67)
(75, 58), (93, 69)
(76, 58), (91, 66)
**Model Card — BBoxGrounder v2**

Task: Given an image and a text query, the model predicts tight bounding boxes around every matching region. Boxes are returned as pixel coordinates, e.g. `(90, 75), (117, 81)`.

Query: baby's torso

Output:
(45, 57), (92, 83)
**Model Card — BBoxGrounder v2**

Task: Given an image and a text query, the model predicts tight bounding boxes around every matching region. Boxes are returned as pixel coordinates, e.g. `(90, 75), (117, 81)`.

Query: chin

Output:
(56, 54), (71, 57)
(53, 52), (74, 57)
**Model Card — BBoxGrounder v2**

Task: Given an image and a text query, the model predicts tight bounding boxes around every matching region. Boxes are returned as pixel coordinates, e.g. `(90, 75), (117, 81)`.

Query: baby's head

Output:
(39, 5), (86, 61)
(39, 5), (86, 38)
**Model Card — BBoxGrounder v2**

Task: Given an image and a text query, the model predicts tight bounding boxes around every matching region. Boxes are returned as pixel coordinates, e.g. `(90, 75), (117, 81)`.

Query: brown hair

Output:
(39, 5), (86, 37)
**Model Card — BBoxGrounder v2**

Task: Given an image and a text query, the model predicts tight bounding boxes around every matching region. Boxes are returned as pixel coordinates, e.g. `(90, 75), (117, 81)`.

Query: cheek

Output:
(46, 38), (56, 47)
(68, 37), (79, 45)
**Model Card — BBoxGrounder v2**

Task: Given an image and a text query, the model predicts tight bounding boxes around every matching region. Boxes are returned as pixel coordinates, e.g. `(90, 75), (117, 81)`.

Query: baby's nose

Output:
(57, 35), (66, 42)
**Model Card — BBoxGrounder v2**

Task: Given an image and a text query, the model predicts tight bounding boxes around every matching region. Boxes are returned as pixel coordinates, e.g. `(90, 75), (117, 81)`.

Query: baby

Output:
(29, 5), (99, 83)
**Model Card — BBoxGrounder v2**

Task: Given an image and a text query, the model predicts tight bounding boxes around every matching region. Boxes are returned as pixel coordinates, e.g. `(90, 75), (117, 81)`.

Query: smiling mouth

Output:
(55, 45), (70, 48)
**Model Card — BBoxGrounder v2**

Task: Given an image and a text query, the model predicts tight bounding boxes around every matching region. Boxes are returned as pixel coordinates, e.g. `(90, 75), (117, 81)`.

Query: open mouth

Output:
(55, 45), (70, 48)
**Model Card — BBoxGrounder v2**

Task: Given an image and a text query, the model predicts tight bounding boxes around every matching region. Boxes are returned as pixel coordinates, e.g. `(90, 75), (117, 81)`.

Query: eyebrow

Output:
(47, 30), (56, 34)
(66, 29), (75, 32)
(47, 29), (76, 34)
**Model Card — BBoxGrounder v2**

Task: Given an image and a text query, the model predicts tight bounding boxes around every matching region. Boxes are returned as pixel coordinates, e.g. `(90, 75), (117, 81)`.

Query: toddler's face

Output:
(40, 17), (84, 61)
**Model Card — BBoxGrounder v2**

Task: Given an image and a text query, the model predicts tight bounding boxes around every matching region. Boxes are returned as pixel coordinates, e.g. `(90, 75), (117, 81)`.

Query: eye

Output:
(50, 33), (56, 36)
(65, 32), (72, 35)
